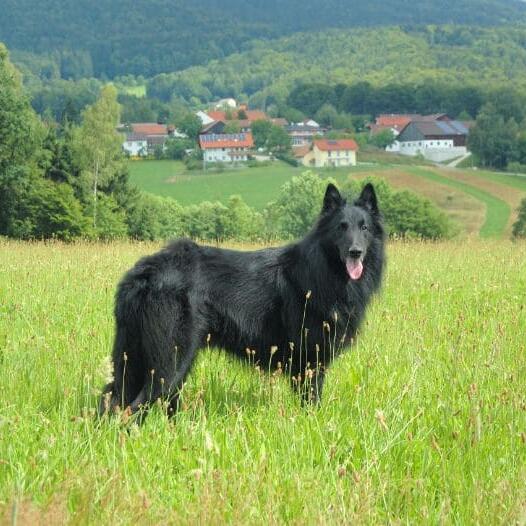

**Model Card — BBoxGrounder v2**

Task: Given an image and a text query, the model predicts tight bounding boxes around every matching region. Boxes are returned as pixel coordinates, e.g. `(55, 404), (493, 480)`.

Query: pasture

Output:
(127, 160), (387, 210)
(128, 160), (526, 238)
(1, 239), (525, 524)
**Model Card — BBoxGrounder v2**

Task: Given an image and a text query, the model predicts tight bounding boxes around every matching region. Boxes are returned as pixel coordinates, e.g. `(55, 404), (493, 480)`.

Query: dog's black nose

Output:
(349, 248), (362, 259)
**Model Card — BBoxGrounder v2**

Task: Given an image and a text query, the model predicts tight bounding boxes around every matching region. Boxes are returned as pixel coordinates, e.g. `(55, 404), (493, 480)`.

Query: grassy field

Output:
(127, 160), (386, 210)
(406, 168), (511, 238)
(1, 239), (526, 524)
(128, 160), (526, 239)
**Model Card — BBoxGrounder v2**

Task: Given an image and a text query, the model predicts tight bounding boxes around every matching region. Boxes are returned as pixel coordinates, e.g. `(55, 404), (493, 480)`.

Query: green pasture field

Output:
(127, 160), (386, 210)
(128, 160), (526, 239)
(1, 239), (525, 524)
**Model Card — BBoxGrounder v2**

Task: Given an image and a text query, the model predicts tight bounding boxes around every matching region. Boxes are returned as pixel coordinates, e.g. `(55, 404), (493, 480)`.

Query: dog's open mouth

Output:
(346, 258), (363, 280)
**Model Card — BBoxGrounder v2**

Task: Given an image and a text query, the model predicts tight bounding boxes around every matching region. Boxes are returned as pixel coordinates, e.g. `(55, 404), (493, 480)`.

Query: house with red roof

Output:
(199, 133), (254, 164)
(203, 108), (270, 132)
(301, 139), (359, 168)
(122, 122), (184, 157)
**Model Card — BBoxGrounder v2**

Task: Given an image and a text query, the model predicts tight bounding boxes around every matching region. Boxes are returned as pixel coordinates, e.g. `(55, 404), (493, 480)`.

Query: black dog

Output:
(100, 183), (385, 419)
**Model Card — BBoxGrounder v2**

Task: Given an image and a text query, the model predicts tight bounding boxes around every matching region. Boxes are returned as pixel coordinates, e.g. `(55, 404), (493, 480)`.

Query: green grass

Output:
(408, 167), (511, 238)
(465, 168), (526, 193)
(1, 239), (526, 524)
(128, 160), (378, 209)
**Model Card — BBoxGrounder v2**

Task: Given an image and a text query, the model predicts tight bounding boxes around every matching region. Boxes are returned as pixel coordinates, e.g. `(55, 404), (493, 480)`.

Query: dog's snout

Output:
(349, 248), (363, 259)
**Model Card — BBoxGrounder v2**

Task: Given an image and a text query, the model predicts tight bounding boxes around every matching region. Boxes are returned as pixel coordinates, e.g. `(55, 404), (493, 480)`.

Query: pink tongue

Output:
(346, 259), (363, 280)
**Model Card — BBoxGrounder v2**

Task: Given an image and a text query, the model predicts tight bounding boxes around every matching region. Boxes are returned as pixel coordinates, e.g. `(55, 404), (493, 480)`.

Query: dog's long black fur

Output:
(100, 183), (385, 419)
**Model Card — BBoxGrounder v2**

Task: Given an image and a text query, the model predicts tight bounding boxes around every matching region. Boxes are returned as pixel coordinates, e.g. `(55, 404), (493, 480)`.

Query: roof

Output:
(375, 114), (419, 131)
(271, 118), (289, 127)
(125, 133), (147, 142)
(147, 135), (167, 145)
(199, 133), (254, 149)
(286, 124), (320, 132)
(131, 123), (169, 135)
(200, 120), (224, 134)
(206, 109), (268, 123)
(292, 145), (311, 158)
(409, 120), (470, 137)
(314, 139), (358, 152)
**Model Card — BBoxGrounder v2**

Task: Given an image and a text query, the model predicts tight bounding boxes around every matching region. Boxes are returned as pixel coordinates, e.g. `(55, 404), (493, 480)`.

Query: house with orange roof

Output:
(204, 108), (269, 132)
(301, 139), (359, 168)
(199, 133), (254, 164)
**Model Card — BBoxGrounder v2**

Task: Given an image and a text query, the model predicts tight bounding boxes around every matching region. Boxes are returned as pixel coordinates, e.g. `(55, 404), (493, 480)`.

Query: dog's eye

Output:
(361, 224), (368, 231)
(340, 222), (349, 230)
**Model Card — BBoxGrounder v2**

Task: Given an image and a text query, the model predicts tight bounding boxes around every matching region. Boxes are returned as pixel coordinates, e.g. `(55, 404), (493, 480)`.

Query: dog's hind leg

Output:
(125, 289), (199, 421)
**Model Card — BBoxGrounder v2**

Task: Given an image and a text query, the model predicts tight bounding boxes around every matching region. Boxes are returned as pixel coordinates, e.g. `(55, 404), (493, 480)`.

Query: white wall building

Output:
(388, 120), (470, 162)
(199, 133), (254, 164)
(123, 133), (148, 157)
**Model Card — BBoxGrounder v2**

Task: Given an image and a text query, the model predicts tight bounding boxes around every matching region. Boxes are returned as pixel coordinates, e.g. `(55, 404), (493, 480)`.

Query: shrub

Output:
(223, 195), (264, 241)
(182, 201), (228, 241)
(274, 152), (299, 167)
(264, 171), (334, 239)
(512, 198), (526, 238)
(342, 177), (455, 239)
(127, 194), (184, 240)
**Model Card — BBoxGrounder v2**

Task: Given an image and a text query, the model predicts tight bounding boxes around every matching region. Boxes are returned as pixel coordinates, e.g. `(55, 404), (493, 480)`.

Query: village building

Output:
(387, 119), (471, 162)
(199, 133), (254, 164)
(286, 123), (323, 146)
(301, 139), (358, 167)
(369, 113), (452, 136)
(121, 122), (184, 157)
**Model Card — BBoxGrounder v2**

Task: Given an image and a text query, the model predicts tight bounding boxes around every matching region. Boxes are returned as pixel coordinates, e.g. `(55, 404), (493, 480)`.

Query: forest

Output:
(2, 1), (526, 77)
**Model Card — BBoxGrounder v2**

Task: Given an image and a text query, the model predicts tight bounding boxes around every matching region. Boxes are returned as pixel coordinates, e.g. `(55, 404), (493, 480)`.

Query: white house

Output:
(122, 133), (147, 157)
(199, 133), (254, 164)
(387, 120), (471, 162)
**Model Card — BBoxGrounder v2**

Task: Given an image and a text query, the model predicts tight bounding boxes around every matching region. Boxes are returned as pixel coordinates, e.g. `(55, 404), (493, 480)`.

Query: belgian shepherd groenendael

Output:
(100, 183), (385, 419)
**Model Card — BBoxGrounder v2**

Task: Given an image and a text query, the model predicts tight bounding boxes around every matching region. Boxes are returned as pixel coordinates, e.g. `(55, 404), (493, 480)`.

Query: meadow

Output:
(1, 238), (525, 524)
(128, 160), (526, 239)
(127, 160), (387, 210)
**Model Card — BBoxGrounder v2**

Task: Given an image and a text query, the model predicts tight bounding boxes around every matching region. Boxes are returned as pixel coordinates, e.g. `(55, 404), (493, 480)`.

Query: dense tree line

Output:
(286, 81), (526, 122)
(11, 24), (526, 133)
(2, 2), (525, 78)
(144, 26), (526, 107)
(0, 44), (137, 240)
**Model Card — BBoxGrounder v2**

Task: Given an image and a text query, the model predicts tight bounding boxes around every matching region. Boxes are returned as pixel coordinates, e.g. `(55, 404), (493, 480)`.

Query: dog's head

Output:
(316, 183), (383, 281)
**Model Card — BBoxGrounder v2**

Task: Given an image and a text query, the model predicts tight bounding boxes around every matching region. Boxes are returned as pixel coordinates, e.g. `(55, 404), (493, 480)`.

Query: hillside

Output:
(146, 25), (526, 106)
(1, 0), (526, 77)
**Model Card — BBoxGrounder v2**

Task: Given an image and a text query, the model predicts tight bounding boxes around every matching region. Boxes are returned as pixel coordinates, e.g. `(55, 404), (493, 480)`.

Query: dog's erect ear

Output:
(322, 183), (344, 213)
(357, 183), (378, 215)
